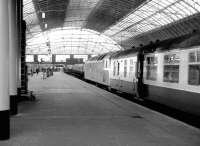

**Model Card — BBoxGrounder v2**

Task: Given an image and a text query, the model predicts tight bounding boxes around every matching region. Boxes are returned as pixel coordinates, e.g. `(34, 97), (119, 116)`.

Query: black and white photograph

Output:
(0, 0), (200, 145)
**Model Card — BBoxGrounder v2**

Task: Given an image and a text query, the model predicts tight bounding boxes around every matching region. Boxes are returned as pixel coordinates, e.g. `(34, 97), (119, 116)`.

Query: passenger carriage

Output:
(143, 46), (200, 115)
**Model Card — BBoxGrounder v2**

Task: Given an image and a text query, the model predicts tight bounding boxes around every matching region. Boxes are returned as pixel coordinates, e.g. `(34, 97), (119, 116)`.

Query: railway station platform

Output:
(1, 72), (200, 146)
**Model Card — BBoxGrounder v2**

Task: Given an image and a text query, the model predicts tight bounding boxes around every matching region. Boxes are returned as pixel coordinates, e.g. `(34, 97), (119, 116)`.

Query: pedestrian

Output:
(36, 68), (39, 75)
(31, 69), (33, 77)
(42, 68), (46, 80)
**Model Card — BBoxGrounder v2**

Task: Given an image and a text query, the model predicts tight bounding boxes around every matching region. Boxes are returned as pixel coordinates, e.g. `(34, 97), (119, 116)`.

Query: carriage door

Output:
(117, 61), (121, 90)
(131, 59), (137, 94)
(136, 52), (145, 97)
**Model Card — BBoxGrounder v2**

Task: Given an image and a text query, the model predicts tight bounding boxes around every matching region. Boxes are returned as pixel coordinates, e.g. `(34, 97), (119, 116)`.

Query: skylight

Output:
(26, 27), (121, 54)
(23, 0), (42, 38)
(104, 0), (200, 42)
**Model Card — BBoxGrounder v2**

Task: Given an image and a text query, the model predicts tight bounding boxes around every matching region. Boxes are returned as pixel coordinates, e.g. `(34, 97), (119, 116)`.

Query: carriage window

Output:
(189, 52), (196, 62)
(124, 60), (127, 77)
(130, 59), (133, 65)
(163, 65), (179, 83)
(129, 67), (134, 74)
(163, 53), (180, 83)
(129, 59), (134, 77)
(197, 51), (200, 62)
(188, 50), (200, 85)
(189, 51), (200, 63)
(188, 65), (200, 85)
(146, 56), (157, 81)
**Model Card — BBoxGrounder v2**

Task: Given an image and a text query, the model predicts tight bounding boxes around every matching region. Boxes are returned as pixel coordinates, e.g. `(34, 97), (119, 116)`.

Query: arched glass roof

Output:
(103, 0), (200, 42)
(24, 0), (200, 52)
(26, 27), (122, 54)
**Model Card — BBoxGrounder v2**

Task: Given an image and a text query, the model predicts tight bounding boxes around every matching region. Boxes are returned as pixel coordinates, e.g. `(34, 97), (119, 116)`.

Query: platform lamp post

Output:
(0, 0), (10, 140)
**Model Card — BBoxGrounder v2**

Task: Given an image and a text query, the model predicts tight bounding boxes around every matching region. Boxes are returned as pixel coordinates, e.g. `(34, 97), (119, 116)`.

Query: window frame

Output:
(145, 55), (158, 81)
(188, 50), (200, 86)
(163, 53), (180, 83)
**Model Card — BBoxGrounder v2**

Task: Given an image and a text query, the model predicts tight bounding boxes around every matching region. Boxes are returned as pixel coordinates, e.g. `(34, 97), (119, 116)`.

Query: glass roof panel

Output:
(24, 0), (42, 38)
(186, 0), (200, 11)
(104, 0), (200, 42)
(64, 0), (101, 27)
(26, 27), (121, 55)
(24, 0), (200, 50)
(180, 1), (195, 13)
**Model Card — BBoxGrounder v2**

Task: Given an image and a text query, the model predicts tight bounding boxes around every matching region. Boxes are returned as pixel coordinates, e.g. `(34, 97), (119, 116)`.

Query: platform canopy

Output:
(24, 0), (200, 54)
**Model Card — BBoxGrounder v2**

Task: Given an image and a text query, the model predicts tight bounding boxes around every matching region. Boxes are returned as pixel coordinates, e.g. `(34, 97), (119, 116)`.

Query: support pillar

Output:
(34, 55), (38, 63)
(9, 0), (18, 115)
(70, 54), (74, 59)
(20, 20), (27, 94)
(52, 54), (56, 63)
(70, 54), (74, 64)
(88, 54), (91, 59)
(16, 0), (22, 99)
(52, 54), (56, 69)
(0, 0), (10, 140)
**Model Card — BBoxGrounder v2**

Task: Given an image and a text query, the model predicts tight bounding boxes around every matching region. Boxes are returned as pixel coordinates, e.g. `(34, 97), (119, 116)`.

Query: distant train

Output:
(64, 64), (84, 78)
(66, 39), (200, 116)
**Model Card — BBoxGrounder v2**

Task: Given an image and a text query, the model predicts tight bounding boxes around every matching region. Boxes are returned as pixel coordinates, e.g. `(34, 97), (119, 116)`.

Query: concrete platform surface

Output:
(1, 72), (200, 146)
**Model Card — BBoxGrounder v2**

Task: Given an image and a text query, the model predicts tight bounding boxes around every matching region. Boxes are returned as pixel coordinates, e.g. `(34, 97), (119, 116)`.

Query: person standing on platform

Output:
(36, 68), (39, 75)
(30, 69), (33, 77)
(42, 68), (46, 80)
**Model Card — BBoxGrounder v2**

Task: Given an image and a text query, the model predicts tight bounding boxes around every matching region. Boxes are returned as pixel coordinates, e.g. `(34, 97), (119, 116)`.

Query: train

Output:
(64, 64), (84, 78)
(65, 34), (200, 116)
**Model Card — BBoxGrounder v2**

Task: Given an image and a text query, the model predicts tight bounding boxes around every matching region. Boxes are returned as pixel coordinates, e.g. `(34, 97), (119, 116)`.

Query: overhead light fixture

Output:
(42, 12), (45, 19)
(45, 23), (48, 29)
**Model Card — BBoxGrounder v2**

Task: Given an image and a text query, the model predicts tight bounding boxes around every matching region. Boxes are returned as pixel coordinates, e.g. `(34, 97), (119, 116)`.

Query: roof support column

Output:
(34, 55), (38, 63)
(16, 0), (22, 98)
(52, 54), (56, 63)
(88, 54), (91, 59)
(70, 54), (74, 65)
(0, 0), (10, 140)
(9, 0), (18, 116)
(20, 20), (27, 94)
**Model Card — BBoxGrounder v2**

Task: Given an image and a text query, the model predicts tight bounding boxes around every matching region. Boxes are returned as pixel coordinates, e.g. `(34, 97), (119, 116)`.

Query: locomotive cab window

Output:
(145, 56), (157, 81)
(163, 53), (180, 83)
(188, 50), (200, 85)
